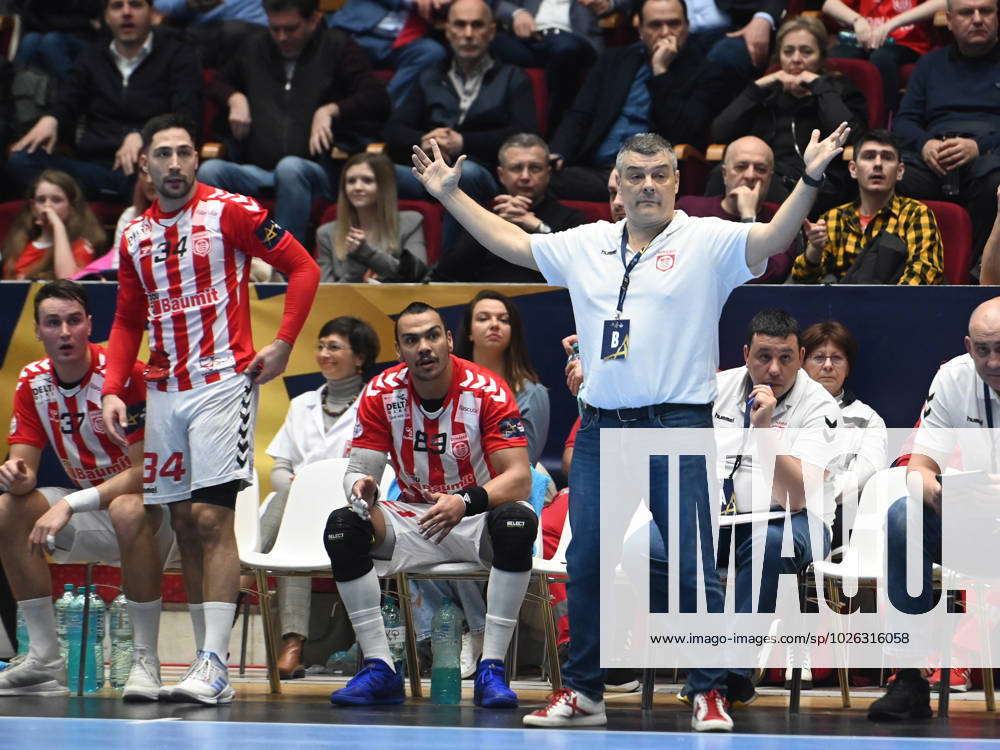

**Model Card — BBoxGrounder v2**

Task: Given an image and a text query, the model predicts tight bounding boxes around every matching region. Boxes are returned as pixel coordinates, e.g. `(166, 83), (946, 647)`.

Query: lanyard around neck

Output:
(615, 223), (668, 319)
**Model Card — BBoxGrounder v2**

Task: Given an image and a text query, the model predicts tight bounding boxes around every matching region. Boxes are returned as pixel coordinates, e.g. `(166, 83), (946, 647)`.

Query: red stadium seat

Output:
(922, 199), (973, 284)
(318, 199), (444, 264)
(558, 200), (611, 223)
(0, 200), (22, 245)
(823, 58), (886, 128)
(523, 67), (549, 138)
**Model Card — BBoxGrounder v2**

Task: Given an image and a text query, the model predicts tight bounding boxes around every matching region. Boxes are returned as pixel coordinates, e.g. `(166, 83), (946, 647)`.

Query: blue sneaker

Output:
(474, 659), (517, 708)
(329, 659), (405, 706)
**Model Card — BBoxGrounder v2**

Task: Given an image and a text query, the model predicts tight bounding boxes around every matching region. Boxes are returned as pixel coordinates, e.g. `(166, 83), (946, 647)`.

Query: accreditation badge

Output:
(601, 319), (630, 360)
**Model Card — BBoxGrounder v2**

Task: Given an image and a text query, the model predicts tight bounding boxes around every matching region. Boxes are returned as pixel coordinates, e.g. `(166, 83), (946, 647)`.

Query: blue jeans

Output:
(885, 496), (941, 615)
(6, 149), (133, 201)
(15, 32), (84, 80)
(197, 156), (332, 243)
(563, 403), (726, 702)
(353, 35), (447, 105)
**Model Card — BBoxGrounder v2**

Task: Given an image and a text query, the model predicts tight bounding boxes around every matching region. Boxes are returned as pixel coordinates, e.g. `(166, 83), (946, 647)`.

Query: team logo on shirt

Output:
(655, 250), (676, 272)
(255, 217), (286, 250)
(192, 232), (213, 257)
(90, 411), (106, 435)
(452, 435), (471, 460)
(498, 417), (527, 440)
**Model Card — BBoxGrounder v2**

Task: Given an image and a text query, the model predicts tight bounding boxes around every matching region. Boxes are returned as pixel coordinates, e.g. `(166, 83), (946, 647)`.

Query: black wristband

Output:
(459, 486), (489, 516)
(801, 172), (825, 189)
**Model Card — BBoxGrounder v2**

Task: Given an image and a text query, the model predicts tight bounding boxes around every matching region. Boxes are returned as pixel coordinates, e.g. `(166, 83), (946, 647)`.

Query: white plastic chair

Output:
(527, 503), (571, 689)
(240, 458), (350, 692)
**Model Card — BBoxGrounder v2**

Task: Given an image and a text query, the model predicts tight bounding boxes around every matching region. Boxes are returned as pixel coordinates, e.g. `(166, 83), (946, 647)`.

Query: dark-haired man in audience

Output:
(893, 0), (1000, 266)
(794, 129), (944, 285)
(198, 0), (390, 244)
(678, 136), (797, 283)
(546, 0), (728, 201)
(9, 0), (201, 202)
(427, 133), (585, 282)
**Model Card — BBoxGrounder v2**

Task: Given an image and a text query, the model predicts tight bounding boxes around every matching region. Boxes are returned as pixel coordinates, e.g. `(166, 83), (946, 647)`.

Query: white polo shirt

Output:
(266, 385), (360, 470)
(826, 392), (888, 504)
(913, 353), (1000, 472)
(530, 212), (762, 408)
(713, 366), (841, 521)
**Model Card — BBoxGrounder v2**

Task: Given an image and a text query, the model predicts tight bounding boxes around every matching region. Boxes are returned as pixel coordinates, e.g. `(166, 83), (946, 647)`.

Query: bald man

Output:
(677, 136), (797, 283)
(868, 297), (1000, 721)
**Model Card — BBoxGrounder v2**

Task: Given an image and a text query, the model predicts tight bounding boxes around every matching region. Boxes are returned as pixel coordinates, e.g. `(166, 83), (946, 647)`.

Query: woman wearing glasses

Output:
(263, 316), (380, 678)
(801, 320), (887, 552)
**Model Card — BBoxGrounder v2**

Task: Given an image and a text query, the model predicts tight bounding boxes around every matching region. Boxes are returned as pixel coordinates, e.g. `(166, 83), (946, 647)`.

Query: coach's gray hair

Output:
(614, 133), (678, 175)
(498, 132), (550, 163)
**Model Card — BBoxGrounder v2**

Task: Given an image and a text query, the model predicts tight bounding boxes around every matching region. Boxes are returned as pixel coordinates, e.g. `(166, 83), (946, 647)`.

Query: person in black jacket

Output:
(710, 14), (868, 214)
(546, 0), (728, 201)
(8, 0), (201, 202)
(197, 0), (390, 244)
(428, 132), (586, 282)
(383, 0), (538, 210)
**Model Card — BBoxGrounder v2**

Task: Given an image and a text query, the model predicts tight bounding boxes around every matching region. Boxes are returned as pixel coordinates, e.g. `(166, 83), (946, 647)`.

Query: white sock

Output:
(201, 601), (236, 661)
(482, 568), (530, 662)
(19, 596), (60, 663)
(126, 598), (162, 655)
(189, 603), (206, 652)
(338, 569), (394, 671)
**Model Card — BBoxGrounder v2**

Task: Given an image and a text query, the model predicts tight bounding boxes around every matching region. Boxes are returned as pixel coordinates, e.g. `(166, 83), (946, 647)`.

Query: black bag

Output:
(838, 230), (909, 285)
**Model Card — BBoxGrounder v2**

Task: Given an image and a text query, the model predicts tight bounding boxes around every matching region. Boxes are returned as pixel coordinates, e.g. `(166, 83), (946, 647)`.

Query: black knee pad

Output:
(190, 479), (242, 509)
(324, 507), (376, 582)
(486, 502), (538, 572)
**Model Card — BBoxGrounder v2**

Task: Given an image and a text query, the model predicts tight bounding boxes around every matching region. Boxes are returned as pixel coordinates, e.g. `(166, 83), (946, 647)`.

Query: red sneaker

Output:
(929, 667), (972, 693)
(691, 688), (734, 732)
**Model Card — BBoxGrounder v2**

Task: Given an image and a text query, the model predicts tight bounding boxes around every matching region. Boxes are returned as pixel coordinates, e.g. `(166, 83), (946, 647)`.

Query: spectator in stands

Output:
(198, 0), (390, 245)
(801, 320), (887, 554)
(263, 316), (380, 679)
(678, 136), (798, 283)
(489, 0), (623, 128)
(427, 133), (585, 282)
(893, 0), (1000, 268)
(14, 1), (102, 81)
(153, 0), (267, 66)
(547, 0), (728, 201)
(824, 0), (945, 112)
(383, 0), (537, 212)
(607, 169), (625, 221)
(711, 15), (868, 214)
(326, 0), (447, 104)
(793, 129), (944, 284)
(980, 186), (1000, 284)
(412, 288), (550, 678)
(315, 153), (428, 282)
(8, 0), (201, 202)
(2, 170), (105, 280)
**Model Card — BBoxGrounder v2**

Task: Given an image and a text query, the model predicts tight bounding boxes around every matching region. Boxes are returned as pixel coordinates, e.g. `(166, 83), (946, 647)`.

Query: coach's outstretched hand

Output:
(101, 394), (130, 450)
(802, 121), (851, 182)
(248, 339), (292, 385)
(411, 138), (466, 200)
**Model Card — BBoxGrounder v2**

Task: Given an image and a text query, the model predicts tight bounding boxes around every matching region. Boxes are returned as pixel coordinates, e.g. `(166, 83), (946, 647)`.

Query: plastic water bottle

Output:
(88, 590), (106, 690)
(108, 595), (133, 689)
(15, 605), (28, 656)
(381, 595), (406, 673)
(54, 584), (75, 662)
(65, 587), (83, 687)
(325, 643), (359, 676)
(430, 598), (462, 704)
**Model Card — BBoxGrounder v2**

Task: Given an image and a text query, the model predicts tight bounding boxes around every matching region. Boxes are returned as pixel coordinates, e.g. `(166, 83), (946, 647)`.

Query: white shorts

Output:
(38, 487), (174, 565)
(374, 499), (532, 576)
(143, 374), (258, 504)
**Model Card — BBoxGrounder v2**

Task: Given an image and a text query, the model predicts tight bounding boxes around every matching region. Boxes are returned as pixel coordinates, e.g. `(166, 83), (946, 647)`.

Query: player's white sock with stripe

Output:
(482, 568), (531, 662)
(126, 598), (162, 654)
(19, 596), (60, 663)
(338, 569), (395, 671)
(201, 601), (235, 661)
(189, 603), (206, 652)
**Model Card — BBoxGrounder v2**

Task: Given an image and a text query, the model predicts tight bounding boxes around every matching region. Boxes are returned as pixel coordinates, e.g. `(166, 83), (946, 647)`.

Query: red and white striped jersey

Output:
(353, 355), (528, 503)
(8, 343), (146, 488)
(108, 182), (313, 393)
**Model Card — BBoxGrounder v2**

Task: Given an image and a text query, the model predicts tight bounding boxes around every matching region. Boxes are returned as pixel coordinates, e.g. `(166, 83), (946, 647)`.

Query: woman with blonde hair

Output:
(316, 153), (426, 283)
(2, 170), (105, 280)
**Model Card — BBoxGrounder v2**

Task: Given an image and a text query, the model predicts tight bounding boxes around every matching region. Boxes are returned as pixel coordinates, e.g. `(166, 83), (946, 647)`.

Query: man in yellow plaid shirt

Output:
(792, 129), (944, 285)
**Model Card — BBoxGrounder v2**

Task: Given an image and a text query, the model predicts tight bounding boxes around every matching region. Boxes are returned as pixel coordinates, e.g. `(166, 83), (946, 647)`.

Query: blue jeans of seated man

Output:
(7, 149), (133, 202)
(16, 32), (85, 81)
(410, 580), (487, 641)
(353, 34), (447, 105)
(563, 403), (727, 703)
(197, 157), (332, 244)
(885, 496), (941, 615)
